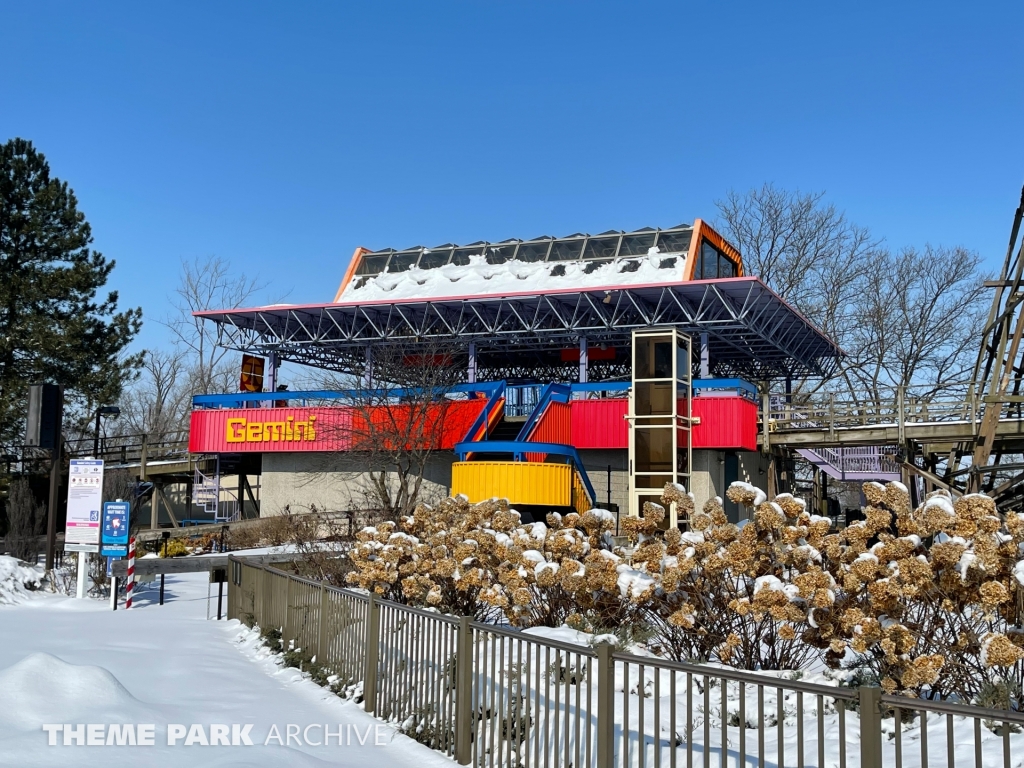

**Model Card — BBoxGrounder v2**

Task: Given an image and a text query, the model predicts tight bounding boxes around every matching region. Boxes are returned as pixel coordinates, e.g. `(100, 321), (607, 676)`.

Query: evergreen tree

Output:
(0, 138), (143, 444)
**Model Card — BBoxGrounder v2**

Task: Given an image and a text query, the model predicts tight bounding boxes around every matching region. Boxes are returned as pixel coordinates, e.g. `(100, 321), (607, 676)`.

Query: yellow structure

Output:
(452, 462), (588, 511)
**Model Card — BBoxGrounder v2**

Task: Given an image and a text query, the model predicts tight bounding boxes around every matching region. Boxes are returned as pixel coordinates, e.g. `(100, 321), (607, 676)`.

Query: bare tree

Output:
(117, 348), (192, 436)
(846, 245), (988, 403)
(312, 341), (469, 521)
(162, 256), (269, 396)
(715, 184), (988, 402)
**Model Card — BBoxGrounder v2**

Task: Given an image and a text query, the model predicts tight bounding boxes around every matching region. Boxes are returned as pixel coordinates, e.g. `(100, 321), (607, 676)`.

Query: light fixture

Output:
(602, 291), (612, 304)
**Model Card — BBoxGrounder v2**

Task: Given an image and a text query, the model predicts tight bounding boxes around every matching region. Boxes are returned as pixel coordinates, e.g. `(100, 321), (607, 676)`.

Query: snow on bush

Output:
(348, 482), (1024, 704)
(0, 555), (42, 605)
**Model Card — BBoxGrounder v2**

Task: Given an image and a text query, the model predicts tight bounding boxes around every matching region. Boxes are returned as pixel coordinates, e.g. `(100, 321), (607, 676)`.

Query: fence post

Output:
(859, 685), (883, 768)
(596, 642), (615, 768)
(284, 575), (292, 649)
(261, 567), (269, 626)
(454, 616), (474, 765)
(363, 593), (380, 714)
(317, 583), (328, 666)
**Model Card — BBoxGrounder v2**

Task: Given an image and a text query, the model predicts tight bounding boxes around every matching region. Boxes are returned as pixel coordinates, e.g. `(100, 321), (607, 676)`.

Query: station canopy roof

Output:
(197, 277), (843, 384)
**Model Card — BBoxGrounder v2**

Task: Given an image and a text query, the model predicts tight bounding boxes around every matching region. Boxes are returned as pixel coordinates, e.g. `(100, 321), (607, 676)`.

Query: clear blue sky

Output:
(2, 1), (1022, 353)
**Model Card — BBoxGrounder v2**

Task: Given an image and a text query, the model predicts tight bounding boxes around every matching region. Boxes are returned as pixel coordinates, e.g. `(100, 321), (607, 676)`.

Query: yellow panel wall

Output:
(451, 462), (571, 507)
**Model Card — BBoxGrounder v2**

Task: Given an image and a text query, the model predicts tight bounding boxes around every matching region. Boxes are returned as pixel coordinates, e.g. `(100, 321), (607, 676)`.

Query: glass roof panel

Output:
(357, 253), (392, 276)
(417, 248), (451, 270)
(386, 251), (420, 273)
(655, 230), (693, 255)
(619, 232), (658, 256)
(515, 239), (552, 263)
(485, 242), (518, 265)
(583, 236), (621, 260)
(548, 238), (586, 262)
(451, 246), (485, 267)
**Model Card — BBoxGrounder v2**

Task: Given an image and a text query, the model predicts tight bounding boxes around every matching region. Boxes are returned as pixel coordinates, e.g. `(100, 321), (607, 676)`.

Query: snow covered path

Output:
(0, 570), (456, 767)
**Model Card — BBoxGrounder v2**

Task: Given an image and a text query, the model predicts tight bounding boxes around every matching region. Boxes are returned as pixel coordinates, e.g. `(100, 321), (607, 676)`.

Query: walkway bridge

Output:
(761, 383), (1024, 504)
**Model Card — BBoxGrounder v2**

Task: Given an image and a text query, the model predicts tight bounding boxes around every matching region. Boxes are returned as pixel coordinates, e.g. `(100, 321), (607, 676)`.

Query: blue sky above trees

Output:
(1, 0), (1021, 351)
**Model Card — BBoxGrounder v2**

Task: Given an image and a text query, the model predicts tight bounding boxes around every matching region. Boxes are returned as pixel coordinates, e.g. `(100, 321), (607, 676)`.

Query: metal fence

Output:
(228, 556), (1024, 768)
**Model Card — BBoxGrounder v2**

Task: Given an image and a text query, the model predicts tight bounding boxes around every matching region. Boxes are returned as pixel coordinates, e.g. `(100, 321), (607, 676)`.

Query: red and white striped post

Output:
(125, 537), (135, 610)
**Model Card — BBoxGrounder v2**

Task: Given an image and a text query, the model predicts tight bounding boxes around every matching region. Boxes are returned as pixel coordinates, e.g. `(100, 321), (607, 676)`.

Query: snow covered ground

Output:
(0, 558), (457, 768)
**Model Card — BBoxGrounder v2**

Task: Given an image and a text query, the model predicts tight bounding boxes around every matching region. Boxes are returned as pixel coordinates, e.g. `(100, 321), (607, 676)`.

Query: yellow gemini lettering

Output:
(226, 418), (246, 443)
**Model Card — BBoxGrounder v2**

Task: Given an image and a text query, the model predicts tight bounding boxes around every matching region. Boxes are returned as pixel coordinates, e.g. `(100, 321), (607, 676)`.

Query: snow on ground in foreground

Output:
(0, 569), (456, 768)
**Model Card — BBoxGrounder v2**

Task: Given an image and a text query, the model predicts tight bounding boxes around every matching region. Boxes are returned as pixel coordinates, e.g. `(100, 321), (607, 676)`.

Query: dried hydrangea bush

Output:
(346, 493), (627, 627)
(348, 478), (1024, 705)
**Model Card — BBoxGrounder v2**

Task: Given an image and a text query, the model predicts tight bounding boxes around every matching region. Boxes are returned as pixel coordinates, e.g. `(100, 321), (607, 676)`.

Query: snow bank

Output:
(0, 653), (149, 730)
(0, 555), (42, 605)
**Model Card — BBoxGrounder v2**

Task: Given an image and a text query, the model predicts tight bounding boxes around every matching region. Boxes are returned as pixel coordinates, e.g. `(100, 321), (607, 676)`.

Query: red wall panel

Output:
(525, 401), (572, 461)
(691, 396), (758, 450)
(189, 400), (484, 454)
(570, 399), (629, 448)
(568, 396), (757, 451)
(350, 400), (484, 451)
(189, 407), (353, 453)
(528, 402), (572, 445)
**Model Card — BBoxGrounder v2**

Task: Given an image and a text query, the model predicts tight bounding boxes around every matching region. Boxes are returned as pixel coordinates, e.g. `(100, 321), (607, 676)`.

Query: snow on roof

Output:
(335, 224), (735, 302)
(340, 247), (689, 301)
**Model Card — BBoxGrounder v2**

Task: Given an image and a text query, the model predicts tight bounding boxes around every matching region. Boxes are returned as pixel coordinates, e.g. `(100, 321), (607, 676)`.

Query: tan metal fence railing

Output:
(228, 556), (1024, 768)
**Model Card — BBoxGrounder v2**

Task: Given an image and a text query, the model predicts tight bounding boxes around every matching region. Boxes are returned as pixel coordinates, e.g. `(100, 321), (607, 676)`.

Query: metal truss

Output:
(198, 278), (842, 381)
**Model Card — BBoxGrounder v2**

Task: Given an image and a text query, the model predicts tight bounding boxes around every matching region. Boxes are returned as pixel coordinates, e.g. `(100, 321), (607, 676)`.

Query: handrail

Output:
(453, 439), (598, 504)
(461, 381), (507, 445)
(693, 377), (759, 399)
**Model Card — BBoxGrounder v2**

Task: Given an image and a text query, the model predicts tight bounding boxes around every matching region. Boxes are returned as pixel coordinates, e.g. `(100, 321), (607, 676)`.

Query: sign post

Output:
(101, 500), (130, 610)
(66, 459), (104, 598)
(100, 501), (130, 558)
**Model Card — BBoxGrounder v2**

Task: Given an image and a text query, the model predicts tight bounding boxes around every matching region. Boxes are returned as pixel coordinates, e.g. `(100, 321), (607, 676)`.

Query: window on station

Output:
(695, 241), (738, 279)
(450, 246), (483, 266)
(485, 242), (518, 264)
(357, 252), (392, 276)
(619, 231), (658, 256)
(654, 230), (693, 255)
(583, 235), (621, 260)
(515, 239), (552, 262)
(417, 248), (451, 270)
(387, 251), (420, 273)
(548, 238), (586, 261)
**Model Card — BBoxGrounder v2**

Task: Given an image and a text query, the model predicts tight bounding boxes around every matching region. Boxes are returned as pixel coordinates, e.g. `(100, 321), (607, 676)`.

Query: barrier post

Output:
(596, 642), (615, 768)
(859, 685), (883, 768)
(317, 583), (328, 665)
(362, 593), (380, 714)
(125, 537), (135, 609)
(454, 616), (473, 765)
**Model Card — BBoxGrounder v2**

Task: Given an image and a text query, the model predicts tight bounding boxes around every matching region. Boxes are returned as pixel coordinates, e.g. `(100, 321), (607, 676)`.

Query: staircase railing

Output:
(460, 381), (507, 459)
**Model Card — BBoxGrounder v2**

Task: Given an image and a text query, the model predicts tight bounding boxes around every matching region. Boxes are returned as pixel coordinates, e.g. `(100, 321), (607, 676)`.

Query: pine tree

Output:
(0, 138), (143, 444)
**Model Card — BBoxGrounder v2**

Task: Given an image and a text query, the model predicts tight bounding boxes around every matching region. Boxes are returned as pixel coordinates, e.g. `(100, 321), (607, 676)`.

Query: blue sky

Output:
(2, 1), (1022, 353)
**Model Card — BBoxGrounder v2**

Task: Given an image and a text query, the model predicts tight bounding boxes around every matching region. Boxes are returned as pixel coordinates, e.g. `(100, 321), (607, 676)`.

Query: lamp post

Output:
(93, 405), (121, 458)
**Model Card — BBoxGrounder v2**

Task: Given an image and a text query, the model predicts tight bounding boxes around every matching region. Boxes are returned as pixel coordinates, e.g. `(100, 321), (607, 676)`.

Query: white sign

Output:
(65, 459), (104, 545)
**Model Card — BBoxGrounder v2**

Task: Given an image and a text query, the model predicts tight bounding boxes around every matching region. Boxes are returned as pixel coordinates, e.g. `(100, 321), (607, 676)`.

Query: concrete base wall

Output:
(690, 450), (724, 514)
(578, 449), (629, 514)
(260, 452), (456, 517)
